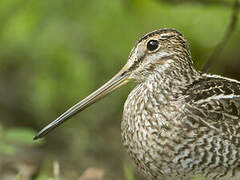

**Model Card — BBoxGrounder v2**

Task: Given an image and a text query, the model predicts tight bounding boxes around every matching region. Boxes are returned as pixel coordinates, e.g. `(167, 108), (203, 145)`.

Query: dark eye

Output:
(147, 40), (159, 51)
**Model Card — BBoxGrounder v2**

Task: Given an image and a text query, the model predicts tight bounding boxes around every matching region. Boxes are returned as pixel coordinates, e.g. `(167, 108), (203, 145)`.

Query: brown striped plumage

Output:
(35, 29), (240, 180)
(121, 29), (240, 180)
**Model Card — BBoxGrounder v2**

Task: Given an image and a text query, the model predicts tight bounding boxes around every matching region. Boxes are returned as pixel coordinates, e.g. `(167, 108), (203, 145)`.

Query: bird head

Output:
(127, 28), (193, 82)
(34, 28), (194, 139)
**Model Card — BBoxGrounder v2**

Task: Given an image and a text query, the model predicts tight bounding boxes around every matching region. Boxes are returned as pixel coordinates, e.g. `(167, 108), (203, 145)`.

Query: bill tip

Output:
(33, 133), (42, 140)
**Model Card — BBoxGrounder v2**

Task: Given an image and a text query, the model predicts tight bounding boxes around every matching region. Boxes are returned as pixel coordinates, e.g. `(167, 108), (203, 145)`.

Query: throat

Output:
(124, 74), (184, 120)
(143, 73), (186, 99)
(147, 63), (201, 95)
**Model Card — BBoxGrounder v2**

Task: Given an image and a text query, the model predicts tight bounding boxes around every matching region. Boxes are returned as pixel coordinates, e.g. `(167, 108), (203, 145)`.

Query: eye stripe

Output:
(160, 34), (176, 39)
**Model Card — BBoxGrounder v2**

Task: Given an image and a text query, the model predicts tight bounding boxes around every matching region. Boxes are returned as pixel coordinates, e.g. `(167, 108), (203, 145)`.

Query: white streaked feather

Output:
(203, 73), (240, 84)
(196, 94), (240, 104)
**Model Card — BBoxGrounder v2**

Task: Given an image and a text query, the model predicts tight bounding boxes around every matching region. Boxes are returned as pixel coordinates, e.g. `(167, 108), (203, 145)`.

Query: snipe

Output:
(34, 29), (240, 180)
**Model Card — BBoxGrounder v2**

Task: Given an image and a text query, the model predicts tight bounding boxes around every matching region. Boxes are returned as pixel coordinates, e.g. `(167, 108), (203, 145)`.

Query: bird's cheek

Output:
(155, 58), (168, 66)
(129, 69), (147, 82)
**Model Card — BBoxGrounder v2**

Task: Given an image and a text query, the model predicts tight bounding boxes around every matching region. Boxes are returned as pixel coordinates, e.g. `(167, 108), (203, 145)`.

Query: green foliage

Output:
(15, 173), (21, 180)
(35, 174), (52, 180)
(0, 124), (2, 139)
(123, 163), (135, 180)
(0, 123), (43, 155)
(5, 128), (43, 145)
(0, 143), (16, 155)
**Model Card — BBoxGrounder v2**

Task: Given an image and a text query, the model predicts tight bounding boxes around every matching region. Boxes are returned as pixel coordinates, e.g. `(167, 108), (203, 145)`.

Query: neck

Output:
(144, 61), (200, 97)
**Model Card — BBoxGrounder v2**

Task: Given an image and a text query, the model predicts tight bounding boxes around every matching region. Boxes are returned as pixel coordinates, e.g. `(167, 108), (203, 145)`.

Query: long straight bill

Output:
(34, 67), (130, 140)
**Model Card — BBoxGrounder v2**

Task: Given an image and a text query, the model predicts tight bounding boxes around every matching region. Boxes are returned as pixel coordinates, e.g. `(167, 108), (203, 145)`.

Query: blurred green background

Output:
(0, 0), (239, 179)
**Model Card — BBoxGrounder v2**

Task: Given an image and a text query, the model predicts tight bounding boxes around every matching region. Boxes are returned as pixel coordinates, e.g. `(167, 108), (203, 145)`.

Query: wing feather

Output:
(184, 75), (240, 138)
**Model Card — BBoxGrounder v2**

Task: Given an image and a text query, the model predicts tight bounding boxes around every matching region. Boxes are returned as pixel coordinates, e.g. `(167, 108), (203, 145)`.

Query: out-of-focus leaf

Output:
(5, 128), (43, 145)
(35, 174), (52, 180)
(0, 143), (16, 155)
(15, 173), (21, 180)
(123, 163), (135, 180)
(0, 124), (3, 140)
